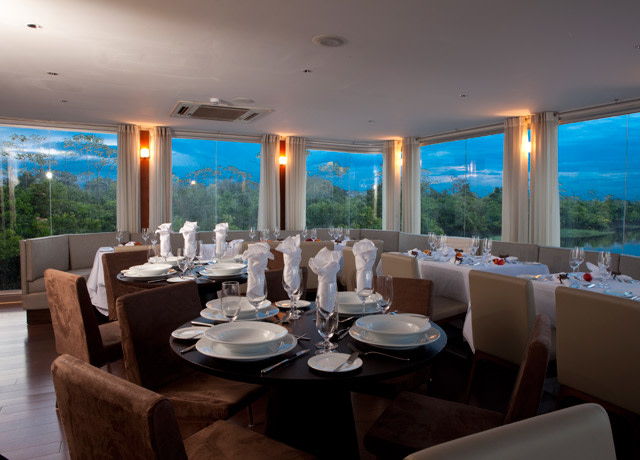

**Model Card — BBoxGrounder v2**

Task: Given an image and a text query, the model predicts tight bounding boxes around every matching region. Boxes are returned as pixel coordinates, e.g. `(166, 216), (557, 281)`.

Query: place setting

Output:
(120, 263), (175, 281)
(348, 313), (441, 350)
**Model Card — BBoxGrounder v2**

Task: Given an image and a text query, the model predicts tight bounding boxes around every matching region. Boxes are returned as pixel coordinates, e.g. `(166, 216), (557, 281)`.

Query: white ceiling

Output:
(1, 0), (639, 142)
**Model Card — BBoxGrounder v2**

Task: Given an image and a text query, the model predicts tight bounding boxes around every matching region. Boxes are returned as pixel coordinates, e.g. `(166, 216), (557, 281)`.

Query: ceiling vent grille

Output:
(169, 101), (272, 123)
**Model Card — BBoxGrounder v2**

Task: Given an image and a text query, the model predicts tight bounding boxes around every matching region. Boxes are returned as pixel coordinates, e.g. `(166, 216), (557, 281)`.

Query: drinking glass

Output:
(282, 268), (303, 320)
(273, 226), (281, 240)
(598, 251), (611, 287)
(249, 227), (256, 240)
(247, 273), (268, 314)
(482, 238), (493, 264)
(569, 247), (585, 273)
(150, 231), (158, 247)
(438, 234), (447, 250)
(177, 248), (188, 279)
(315, 301), (338, 352)
(375, 275), (393, 314)
(356, 269), (374, 314)
(221, 281), (241, 322)
(344, 228), (350, 241)
(261, 229), (271, 242)
(470, 235), (480, 257)
(328, 225), (335, 240)
(141, 228), (149, 245)
(336, 226), (343, 241)
(115, 229), (124, 246)
(427, 233), (436, 252)
(301, 226), (308, 240)
(310, 228), (318, 241)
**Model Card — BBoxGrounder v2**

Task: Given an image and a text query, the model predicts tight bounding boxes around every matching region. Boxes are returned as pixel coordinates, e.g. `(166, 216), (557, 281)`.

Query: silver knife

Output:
(334, 350), (360, 372)
(260, 349), (310, 374)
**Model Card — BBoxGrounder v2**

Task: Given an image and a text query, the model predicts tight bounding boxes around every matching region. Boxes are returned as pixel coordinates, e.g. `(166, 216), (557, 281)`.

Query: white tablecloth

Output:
(86, 247), (114, 317)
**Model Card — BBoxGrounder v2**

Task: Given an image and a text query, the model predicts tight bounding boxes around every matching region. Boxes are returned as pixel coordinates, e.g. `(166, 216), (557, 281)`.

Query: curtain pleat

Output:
(116, 125), (140, 232)
(149, 127), (172, 230)
(285, 136), (306, 230)
(502, 117), (529, 242)
(382, 140), (401, 231)
(529, 112), (560, 246)
(258, 134), (280, 230)
(401, 137), (421, 234)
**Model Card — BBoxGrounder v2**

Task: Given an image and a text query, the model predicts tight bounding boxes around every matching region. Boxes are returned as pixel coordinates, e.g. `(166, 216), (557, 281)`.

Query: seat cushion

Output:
(430, 296), (468, 322)
(184, 420), (314, 460)
(365, 392), (503, 460)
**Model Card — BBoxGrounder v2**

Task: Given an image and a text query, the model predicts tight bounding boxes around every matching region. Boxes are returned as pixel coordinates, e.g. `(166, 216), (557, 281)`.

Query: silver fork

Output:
(347, 343), (410, 361)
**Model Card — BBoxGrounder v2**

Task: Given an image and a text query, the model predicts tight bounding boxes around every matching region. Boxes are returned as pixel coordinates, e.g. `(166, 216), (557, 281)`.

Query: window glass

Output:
(420, 134), (503, 238)
(0, 126), (117, 289)
(559, 113), (640, 254)
(306, 150), (382, 229)
(171, 138), (260, 231)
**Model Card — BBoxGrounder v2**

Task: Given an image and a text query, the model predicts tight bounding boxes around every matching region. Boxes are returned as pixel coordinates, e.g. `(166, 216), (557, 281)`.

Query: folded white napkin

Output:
(156, 223), (172, 258)
(276, 235), (302, 290)
(586, 261), (605, 279)
(408, 248), (430, 259)
(124, 241), (135, 246)
(180, 221), (198, 258)
(437, 246), (456, 259)
(214, 222), (229, 258)
(616, 274), (633, 283)
(308, 247), (342, 311)
(242, 242), (274, 300)
(506, 256), (518, 262)
(353, 239), (377, 292)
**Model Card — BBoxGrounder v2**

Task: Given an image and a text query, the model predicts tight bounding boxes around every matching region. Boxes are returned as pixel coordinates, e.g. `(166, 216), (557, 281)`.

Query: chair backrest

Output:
(340, 247), (357, 291)
(555, 287), (640, 415)
(265, 267), (308, 302)
(44, 269), (106, 367)
(387, 277), (432, 316)
(504, 314), (551, 424)
(102, 250), (151, 320)
(116, 282), (202, 389)
(405, 403), (616, 460)
(51, 354), (188, 460)
(381, 253), (420, 279)
(469, 271), (535, 365)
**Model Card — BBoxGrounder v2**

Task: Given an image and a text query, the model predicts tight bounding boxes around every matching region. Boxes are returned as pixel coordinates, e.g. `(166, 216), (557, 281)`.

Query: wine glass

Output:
(310, 228), (318, 241)
(301, 226), (308, 240)
(328, 225), (335, 240)
(176, 248), (188, 279)
(247, 274), (268, 315)
(273, 226), (281, 241)
(470, 235), (480, 257)
(282, 268), (303, 320)
(427, 233), (436, 252)
(483, 238), (493, 264)
(249, 227), (256, 241)
(356, 269), (374, 314)
(221, 281), (241, 322)
(569, 247), (585, 274)
(344, 228), (351, 241)
(115, 229), (124, 246)
(336, 226), (343, 242)
(315, 301), (338, 352)
(141, 228), (149, 245)
(261, 228), (271, 242)
(375, 275), (393, 314)
(598, 251), (611, 287)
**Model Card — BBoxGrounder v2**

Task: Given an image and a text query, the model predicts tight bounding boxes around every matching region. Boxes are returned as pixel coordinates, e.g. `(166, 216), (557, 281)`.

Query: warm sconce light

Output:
(279, 155), (287, 165)
(140, 147), (150, 158)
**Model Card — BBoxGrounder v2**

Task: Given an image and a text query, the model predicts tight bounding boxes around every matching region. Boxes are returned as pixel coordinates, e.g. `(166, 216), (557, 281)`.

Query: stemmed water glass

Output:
(221, 281), (241, 322)
(482, 238), (493, 264)
(301, 226), (308, 240)
(282, 268), (303, 320)
(177, 248), (188, 280)
(149, 231), (159, 261)
(344, 228), (350, 241)
(427, 233), (436, 253)
(273, 226), (281, 241)
(247, 275), (268, 315)
(310, 228), (318, 241)
(598, 251), (611, 287)
(336, 226), (343, 242)
(115, 229), (124, 246)
(569, 247), (585, 275)
(141, 228), (149, 245)
(315, 295), (338, 352)
(470, 235), (480, 257)
(249, 227), (256, 241)
(375, 275), (393, 314)
(261, 228), (271, 242)
(356, 269), (374, 314)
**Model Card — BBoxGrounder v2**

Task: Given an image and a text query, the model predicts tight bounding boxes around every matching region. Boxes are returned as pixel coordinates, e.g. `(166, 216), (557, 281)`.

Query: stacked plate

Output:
(196, 322), (296, 361)
(202, 298), (278, 322)
(200, 263), (246, 278)
(349, 314), (440, 350)
(149, 256), (180, 265)
(337, 291), (380, 316)
(122, 263), (173, 280)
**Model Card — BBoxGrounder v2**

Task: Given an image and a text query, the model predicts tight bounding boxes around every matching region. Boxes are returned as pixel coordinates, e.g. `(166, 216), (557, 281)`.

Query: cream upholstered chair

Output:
(116, 281), (266, 438)
(51, 354), (314, 460)
(403, 403), (616, 460)
(555, 287), (640, 417)
(44, 269), (122, 369)
(466, 271), (536, 401)
(364, 314), (551, 460)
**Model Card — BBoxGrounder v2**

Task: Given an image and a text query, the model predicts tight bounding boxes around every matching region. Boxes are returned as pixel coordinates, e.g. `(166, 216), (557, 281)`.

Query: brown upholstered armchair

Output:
(102, 250), (154, 320)
(51, 354), (314, 460)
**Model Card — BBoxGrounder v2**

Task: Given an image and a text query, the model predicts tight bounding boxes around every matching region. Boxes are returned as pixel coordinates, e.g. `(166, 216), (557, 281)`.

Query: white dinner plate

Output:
(120, 270), (174, 281)
(200, 306), (279, 322)
(199, 268), (247, 279)
(195, 334), (297, 361)
(206, 298), (272, 318)
(172, 326), (208, 340)
(307, 352), (362, 373)
(150, 256), (180, 265)
(355, 314), (431, 344)
(166, 276), (193, 283)
(274, 300), (311, 309)
(349, 324), (441, 350)
(337, 291), (380, 315)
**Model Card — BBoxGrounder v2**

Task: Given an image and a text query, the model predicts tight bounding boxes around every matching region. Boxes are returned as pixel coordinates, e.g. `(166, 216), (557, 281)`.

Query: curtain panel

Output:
(285, 137), (307, 230)
(382, 140), (401, 231)
(502, 116), (530, 242)
(401, 137), (421, 234)
(529, 112), (560, 246)
(258, 134), (280, 230)
(116, 124), (140, 233)
(149, 127), (172, 230)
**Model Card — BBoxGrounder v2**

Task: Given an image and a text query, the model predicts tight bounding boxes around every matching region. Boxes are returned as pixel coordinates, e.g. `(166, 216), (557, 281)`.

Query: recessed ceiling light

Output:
(59, 100), (68, 103)
(312, 34), (346, 48)
(46, 72), (59, 76)
(301, 69), (312, 73)
(459, 93), (468, 98)
(27, 24), (43, 29)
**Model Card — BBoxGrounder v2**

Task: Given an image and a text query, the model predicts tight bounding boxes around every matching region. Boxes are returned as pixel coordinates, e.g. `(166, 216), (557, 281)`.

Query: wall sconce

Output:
(140, 147), (150, 158)
(279, 155), (287, 165)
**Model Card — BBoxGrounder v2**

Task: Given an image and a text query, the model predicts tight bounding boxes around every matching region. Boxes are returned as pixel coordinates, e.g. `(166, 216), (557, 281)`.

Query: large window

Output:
(306, 150), (382, 229)
(171, 138), (261, 231)
(420, 134), (503, 238)
(559, 113), (640, 254)
(0, 126), (117, 289)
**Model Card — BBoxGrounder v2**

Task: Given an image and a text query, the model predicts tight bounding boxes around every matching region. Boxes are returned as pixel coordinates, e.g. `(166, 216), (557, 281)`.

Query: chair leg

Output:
(247, 404), (254, 428)
(464, 353), (479, 403)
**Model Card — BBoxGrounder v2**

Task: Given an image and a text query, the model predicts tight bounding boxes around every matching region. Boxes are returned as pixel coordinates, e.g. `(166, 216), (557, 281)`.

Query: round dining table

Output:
(171, 307), (447, 458)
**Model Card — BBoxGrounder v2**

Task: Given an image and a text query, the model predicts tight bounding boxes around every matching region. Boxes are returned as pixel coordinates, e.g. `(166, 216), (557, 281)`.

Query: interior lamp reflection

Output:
(140, 147), (150, 158)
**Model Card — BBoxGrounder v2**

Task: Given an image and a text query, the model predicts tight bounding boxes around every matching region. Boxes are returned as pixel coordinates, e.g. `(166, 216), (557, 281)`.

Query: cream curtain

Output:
(382, 140), (401, 231)
(529, 112), (560, 246)
(502, 116), (530, 242)
(148, 127), (172, 230)
(116, 124), (140, 232)
(285, 136), (306, 230)
(258, 134), (280, 230)
(401, 137), (421, 234)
